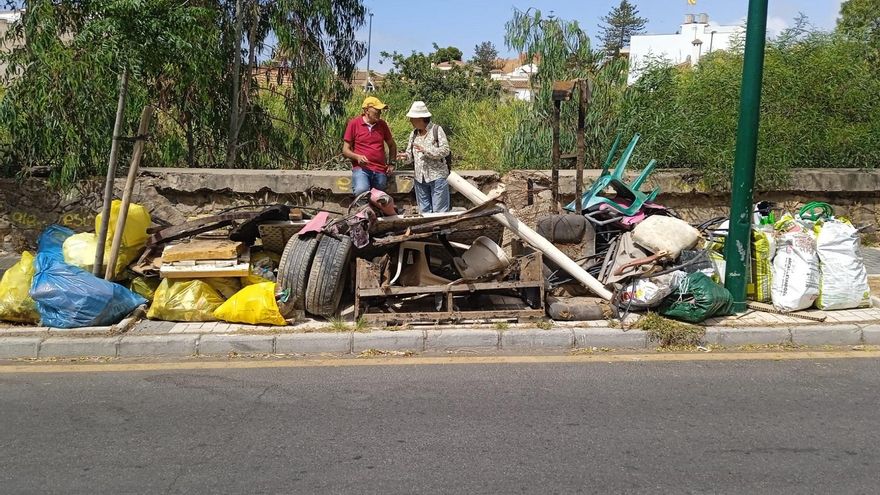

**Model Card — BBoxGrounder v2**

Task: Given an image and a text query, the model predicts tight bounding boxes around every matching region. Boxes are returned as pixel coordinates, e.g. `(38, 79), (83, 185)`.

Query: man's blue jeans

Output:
(352, 167), (388, 196)
(414, 178), (451, 213)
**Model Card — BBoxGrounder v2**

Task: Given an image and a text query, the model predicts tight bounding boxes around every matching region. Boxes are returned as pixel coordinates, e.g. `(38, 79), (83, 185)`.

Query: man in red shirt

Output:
(342, 96), (398, 195)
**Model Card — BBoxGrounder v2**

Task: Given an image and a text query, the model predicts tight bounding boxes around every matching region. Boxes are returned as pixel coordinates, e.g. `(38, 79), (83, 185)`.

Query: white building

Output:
(490, 63), (537, 101)
(627, 13), (744, 84)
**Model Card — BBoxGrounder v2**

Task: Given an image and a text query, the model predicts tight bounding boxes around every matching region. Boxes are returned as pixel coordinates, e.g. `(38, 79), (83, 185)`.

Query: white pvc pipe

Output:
(447, 172), (613, 300)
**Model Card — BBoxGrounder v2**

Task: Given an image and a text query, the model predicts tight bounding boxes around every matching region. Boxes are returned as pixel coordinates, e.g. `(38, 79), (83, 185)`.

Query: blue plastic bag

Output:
(29, 225), (146, 328)
(37, 225), (74, 261)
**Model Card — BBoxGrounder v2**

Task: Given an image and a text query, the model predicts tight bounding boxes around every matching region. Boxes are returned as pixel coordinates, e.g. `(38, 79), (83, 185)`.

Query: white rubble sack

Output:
(815, 220), (871, 310)
(771, 231), (820, 312)
(632, 215), (700, 259)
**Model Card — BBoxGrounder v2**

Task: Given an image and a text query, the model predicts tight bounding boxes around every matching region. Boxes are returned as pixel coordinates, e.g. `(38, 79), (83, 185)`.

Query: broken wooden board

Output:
(160, 250), (251, 279)
(160, 260), (251, 279)
(162, 240), (245, 263)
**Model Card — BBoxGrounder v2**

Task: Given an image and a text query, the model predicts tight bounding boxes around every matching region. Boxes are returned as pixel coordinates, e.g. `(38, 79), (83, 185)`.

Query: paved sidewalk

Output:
(2, 302), (880, 361)
(1, 320), (879, 360)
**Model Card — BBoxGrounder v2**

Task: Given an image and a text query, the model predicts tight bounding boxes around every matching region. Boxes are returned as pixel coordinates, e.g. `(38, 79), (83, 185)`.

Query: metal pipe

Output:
(446, 172), (613, 300)
(575, 79), (589, 214)
(94, 68), (129, 277)
(724, 0), (769, 313)
(105, 106), (154, 280)
(551, 99), (561, 210)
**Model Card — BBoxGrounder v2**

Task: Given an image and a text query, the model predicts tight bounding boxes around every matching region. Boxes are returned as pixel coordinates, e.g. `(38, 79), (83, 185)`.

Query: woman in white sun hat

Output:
(396, 101), (451, 213)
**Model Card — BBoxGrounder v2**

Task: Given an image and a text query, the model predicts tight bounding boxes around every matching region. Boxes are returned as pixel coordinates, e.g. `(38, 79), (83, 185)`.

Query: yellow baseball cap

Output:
(362, 96), (388, 110)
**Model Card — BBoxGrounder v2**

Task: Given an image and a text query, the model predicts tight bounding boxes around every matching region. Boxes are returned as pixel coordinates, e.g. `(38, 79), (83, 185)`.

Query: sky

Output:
(357, 0), (846, 70)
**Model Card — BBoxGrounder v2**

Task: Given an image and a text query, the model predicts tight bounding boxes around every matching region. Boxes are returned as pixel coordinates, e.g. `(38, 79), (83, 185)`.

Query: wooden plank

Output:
(160, 261), (251, 279)
(162, 240), (245, 262)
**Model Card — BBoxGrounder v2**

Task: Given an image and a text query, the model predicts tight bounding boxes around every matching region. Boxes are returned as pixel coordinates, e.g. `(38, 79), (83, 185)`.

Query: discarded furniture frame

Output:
(355, 252), (546, 324)
(564, 133), (660, 216)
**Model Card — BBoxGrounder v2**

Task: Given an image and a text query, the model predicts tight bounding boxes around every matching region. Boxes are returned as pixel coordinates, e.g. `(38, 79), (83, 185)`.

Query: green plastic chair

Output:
(565, 133), (660, 216)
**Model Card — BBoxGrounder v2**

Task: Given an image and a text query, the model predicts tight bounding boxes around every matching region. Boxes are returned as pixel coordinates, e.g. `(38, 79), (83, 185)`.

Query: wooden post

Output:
(94, 68), (129, 277)
(104, 105), (154, 280)
(574, 79), (590, 214)
(551, 98), (561, 211)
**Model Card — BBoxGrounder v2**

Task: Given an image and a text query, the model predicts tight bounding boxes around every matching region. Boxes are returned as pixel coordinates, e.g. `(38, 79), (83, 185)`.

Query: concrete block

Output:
(862, 325), (880, 345)
(118, 335), (198, 357)
(198, 334), (274, 355)
(47, 326), (114, 336)
(501, 329), (574, 350)
(574, 328), (647, 349)
(352, 330), (424, 353)
(275, 333), (351, 354)
(131, 320), (177, 334)
(425, 329), (499, 352)
(790, 325), (863, 346)
(38, 337), (119, 358)
(711, 327), (791, 346)
(0, 337), (42, 359)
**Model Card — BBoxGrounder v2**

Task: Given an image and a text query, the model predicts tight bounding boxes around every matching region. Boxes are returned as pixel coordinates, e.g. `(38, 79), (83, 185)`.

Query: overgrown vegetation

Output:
(621, 14), (880, 188)
(0, 3), (876, 191)
(635, 312), (705, 348)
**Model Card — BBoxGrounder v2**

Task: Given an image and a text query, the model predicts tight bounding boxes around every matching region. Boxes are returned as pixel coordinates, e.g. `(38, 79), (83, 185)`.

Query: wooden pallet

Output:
(355, 252), (545, 324)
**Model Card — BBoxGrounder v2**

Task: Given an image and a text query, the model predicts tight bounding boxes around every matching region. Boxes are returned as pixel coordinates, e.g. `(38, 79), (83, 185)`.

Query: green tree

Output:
(223, 0), (367, 167)
(379, 48), (499, 103)
(0, 0), (215, 184)
(504, 8), (628, 169)
(431, 44), (463, 63)
(0, 0), (368, 182)
(837, 0), (880, 63)
(470, 41), (499, 75)
(598, 0), (648, 57)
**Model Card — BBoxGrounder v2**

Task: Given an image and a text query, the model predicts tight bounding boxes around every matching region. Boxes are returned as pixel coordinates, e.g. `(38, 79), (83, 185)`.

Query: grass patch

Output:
(493, 322), (510, 331)
(327, 317), (351, 333)
(535, 320), (553, 330)
(352, 317), (369, 332)
(634, 312), (706, 348)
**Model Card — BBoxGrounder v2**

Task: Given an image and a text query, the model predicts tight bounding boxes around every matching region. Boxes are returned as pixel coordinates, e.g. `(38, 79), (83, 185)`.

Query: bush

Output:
(620, 29), (880, 189)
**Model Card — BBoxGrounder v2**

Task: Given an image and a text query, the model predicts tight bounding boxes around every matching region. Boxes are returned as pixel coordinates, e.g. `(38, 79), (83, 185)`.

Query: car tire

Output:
(305, 235), (353, 317)
(276, 234), (319, 318)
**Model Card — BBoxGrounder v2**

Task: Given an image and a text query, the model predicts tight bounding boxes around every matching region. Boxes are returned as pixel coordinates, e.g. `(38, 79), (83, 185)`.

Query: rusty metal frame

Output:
(355, 252), (546, 324)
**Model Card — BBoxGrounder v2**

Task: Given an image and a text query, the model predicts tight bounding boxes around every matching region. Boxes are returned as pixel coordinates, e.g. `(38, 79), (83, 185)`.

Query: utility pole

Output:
(365, 12), (374, 92)
(724, 0), (769, 312)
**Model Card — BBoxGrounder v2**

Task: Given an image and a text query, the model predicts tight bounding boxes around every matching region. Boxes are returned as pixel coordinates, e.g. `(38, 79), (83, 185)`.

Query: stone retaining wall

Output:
(2, 167), (878, 252)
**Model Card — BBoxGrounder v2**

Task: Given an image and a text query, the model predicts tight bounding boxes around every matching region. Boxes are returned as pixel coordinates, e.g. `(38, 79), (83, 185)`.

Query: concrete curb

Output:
(1, 324), (879, 360)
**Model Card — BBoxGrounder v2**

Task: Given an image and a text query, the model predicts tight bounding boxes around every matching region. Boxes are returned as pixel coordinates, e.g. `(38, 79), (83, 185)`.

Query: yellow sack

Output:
(0, 251), (40, 323)
(62, 232), (141, 278)
(204, 277), (242, 300)
(147, 279), (224, 322)
(130, 276), (161, 302)
(95, 200), (151, 249)
(213, 282), (287, 326)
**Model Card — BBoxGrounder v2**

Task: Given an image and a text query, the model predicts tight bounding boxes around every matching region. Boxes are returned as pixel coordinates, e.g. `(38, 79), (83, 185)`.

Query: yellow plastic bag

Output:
(130, 276), (161, 302)
(62, 232), (141, 278)
(147, 279), (224, 322)
(62, 232), (98, 272)
(213, 282), (287, 326)
(0, 251), (40, 323)
(204, 277), (241, 300)
(95, 200), (151, 249)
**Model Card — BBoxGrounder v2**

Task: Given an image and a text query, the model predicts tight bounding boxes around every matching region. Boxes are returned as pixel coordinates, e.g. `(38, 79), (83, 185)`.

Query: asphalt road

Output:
(1, 358), (879, 494)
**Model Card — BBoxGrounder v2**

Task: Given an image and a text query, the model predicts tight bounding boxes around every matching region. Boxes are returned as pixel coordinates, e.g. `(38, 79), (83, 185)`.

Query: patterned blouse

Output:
(402, 123), (451, 183)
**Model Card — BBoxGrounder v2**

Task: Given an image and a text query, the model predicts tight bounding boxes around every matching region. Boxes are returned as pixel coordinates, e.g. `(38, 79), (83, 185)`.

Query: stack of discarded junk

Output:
(0, 135), (873, 329)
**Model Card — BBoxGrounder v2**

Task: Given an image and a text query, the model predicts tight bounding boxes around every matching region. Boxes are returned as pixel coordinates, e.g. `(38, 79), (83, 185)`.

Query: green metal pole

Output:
(724, 0), (769, 313)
